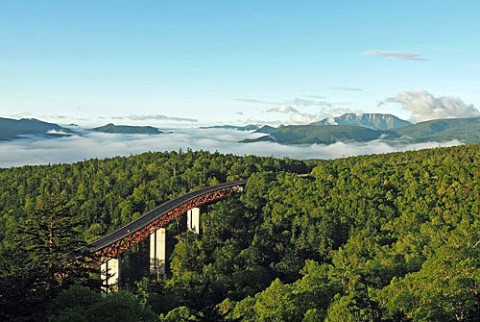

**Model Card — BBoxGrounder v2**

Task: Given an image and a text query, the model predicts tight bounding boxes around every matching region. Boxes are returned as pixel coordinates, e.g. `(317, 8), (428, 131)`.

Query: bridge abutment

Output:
(150, 227), (166, 276)
(187, 207), (201, 234)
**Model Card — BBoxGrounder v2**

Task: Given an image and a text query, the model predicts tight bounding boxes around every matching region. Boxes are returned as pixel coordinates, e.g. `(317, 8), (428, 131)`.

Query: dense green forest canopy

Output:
(1, 146), (480, 321)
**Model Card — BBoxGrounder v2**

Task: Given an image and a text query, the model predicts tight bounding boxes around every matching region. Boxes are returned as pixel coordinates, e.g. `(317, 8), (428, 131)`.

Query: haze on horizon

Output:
(1, 1), (479, 127)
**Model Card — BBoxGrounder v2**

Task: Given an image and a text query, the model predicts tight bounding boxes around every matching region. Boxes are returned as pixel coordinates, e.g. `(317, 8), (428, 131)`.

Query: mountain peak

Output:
(312, 113), (412, 130)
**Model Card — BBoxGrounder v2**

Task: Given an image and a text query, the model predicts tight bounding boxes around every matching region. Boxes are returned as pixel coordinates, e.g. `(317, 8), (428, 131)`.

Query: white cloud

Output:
(46, 129), (72, 136)
(362, 50), (428, 61)
(112, 114), (198, 122)
(267, 105), (299, 114)
(0, 128), (463, 168)
(266, 106), (322, 124)
(379, 90), (480, 122)
(234, 98), (278, 105)
(332, 87), (363, 91)
(289, 112), (322, 124)
(261, 97), (348, 125)
(266, 103), (354, 125)
(235, 97), (332, 108)
(236, 96), (343, 125)
(242, 117), (283, 126)
(290, 98), (332, 107)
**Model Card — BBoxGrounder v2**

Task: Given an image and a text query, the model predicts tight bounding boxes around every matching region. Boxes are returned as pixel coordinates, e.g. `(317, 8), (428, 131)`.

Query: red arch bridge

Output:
(85, 180), (247, 293)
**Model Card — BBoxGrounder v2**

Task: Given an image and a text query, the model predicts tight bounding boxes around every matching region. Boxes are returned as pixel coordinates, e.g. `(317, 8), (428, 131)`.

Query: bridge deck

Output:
(89, 179), (247, 253)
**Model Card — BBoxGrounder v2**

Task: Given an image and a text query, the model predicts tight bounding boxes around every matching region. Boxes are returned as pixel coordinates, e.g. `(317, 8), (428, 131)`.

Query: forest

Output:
(1, 145), (480, 321)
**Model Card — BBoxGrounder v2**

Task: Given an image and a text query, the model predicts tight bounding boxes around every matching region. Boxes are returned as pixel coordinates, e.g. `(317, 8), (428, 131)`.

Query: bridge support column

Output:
(101, 257), (121, 295)
(150, 228), (166, 276)
(187, 207), (200, 234)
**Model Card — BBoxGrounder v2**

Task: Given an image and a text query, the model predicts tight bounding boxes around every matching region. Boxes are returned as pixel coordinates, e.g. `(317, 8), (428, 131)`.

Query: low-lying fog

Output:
(0, 128), (461, 168)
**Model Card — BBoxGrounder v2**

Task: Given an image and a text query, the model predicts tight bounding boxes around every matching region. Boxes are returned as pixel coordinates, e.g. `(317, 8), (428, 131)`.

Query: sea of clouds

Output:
(0, 127), (462, 168)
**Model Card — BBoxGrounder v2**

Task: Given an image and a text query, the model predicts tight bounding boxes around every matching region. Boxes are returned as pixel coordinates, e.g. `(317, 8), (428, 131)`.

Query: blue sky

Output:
(1, 0), (479, 126)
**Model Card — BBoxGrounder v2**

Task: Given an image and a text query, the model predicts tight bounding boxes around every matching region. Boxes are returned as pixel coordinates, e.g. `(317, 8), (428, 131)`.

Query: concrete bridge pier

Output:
(187, 207), (201, 234)
(101, 257), (121, 295)
(150, 228), (166, 276)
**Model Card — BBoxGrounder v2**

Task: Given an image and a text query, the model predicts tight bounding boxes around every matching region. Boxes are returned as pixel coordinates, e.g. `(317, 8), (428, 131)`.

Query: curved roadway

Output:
(89, 179), (247, 252)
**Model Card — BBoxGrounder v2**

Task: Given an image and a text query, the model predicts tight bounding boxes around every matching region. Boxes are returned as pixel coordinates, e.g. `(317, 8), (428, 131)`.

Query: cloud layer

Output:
(332, 87), (363, 91)
(237, 96), (350, 125)
(362, 50), (427, 61)
(380, 90), (479, 122)
(267, 105), (299, 114)
(112, 114), (198, 122)
(0, 128), (462, 168)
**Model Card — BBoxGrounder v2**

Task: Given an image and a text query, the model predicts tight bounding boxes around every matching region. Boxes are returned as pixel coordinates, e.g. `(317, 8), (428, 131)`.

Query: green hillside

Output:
(244, 124), (397, 144)
(395, 117), (480, 143)
(255, 125), (276, 134)
(92, 123), (162, 134)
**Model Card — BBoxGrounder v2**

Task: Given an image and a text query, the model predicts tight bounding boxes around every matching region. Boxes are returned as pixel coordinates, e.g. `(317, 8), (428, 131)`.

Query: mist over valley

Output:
(0, 114), (465, 168)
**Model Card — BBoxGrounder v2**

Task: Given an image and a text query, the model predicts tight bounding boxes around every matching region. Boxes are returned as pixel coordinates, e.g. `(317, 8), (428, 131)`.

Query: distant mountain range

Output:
(0, 119), (163, 141)
(2, 114), (480, 146)
(0, 118), (72, 141)
(92, 123), (163, 135)
(245, 114), (480, 145)
(243, 125), (395, 145)
(199, 124), (277, 134)
(312, 113), (412, 130)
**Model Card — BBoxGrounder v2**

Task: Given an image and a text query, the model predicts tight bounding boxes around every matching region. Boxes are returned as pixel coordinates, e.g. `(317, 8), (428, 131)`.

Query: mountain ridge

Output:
(0, 117), (73, 141)
(2, 114), (480, 146)
(312, 113), (412, 130)
(246, 116), (480, 145)
(91, 123), (163, 135)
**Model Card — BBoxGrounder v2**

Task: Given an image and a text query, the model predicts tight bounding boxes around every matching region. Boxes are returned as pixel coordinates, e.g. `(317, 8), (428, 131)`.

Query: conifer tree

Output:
(0, 195), (92, 321)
